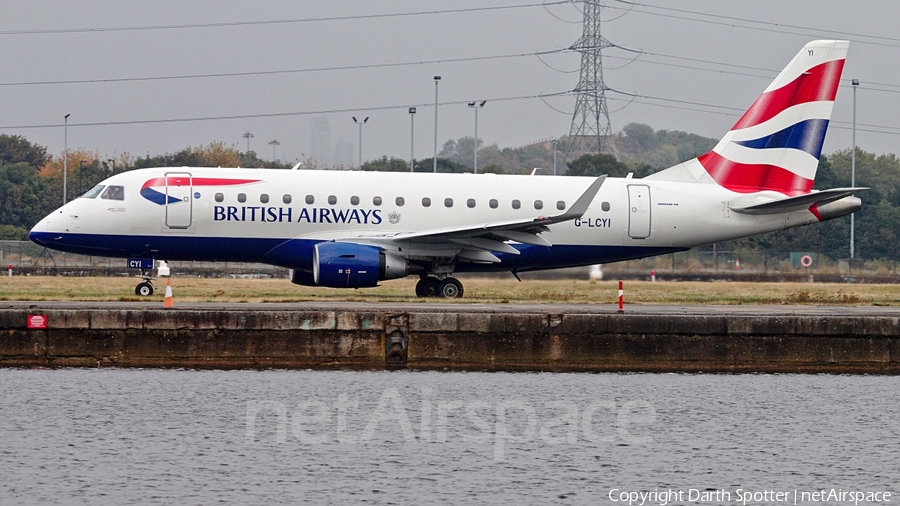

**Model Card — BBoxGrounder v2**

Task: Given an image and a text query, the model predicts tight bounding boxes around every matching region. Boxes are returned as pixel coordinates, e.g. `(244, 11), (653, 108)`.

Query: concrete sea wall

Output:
(1, 306), (899, 373)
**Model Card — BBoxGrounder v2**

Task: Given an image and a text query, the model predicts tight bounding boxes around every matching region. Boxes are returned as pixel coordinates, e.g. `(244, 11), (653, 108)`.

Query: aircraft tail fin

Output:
(649, 40), (849, 195)
(699, 40), (848, 195)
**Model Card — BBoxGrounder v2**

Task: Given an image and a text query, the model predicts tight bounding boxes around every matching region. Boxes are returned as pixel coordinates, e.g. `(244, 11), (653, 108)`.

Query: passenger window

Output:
(534, 200), (543, 210)
(396, 197), (405, 207)
(602, 202), (611, 212)
(101, 185), (125, 200)
(81, 185), (105, 199)
(283, 194), (292, 204)
(306, 195), (315, 204)
(373, 196), (382, 206)
(422, 197), (431, 207)
(467, 199), (476, 208)
(260, 194), (269, 204)
(512, 199), (521, 209)
(237, 193), (246, 203)
(557, 201), (566, 211)
(489, 199), (498, 209)
(328, 195), (337, 205)
(351, 196), (360, 206)
(215, 193), (224, 203)
(444, 198), (453, 208)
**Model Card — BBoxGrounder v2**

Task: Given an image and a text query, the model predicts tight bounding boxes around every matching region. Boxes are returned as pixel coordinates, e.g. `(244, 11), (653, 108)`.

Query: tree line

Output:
(0, 137), (292, 240)
(2, 130), (898, 264)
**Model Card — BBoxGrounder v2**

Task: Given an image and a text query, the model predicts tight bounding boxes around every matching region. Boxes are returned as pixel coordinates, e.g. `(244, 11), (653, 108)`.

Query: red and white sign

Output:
(27, 314), (47, 329)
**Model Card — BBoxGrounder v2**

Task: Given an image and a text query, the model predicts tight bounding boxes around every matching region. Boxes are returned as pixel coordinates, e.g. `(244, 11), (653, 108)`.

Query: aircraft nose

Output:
(29, 214), (59, 246)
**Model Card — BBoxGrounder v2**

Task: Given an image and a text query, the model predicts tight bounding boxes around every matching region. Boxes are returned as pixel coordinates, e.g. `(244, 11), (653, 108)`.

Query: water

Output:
(1, 369), (897, 505)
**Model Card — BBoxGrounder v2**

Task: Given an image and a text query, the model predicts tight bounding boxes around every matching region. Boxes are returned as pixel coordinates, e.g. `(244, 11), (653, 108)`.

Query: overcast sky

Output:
(1, 1), (897, 167)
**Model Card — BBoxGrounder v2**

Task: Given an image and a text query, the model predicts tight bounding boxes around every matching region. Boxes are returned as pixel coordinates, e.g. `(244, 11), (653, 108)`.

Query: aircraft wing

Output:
(356, 175), (606, 261)
(731, 187), (868, 215)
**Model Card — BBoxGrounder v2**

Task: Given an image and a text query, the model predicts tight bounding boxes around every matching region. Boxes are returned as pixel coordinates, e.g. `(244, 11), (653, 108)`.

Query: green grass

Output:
(2, 275), (899, 305)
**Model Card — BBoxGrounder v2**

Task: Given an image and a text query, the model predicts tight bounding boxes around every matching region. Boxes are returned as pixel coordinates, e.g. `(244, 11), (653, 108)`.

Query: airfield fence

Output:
(0, 240), (285, 278)
(2, 240), (897, 282)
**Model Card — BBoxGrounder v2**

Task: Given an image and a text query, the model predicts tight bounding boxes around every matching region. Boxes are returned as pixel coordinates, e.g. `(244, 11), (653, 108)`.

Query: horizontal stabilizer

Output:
(732, 187), (868, 215)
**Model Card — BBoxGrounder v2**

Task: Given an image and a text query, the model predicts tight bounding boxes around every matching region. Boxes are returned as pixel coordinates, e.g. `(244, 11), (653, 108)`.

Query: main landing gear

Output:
(415, 276), (464, 298)
(135, 269), (155, 296)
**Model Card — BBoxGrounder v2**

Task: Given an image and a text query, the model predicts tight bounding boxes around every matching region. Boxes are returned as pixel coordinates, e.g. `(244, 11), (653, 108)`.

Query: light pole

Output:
(553, 139), (559, 175)
(851, 78), (859, 261)
(78, 160), (85, 196)
(269, 139), (280, 161)
(409, 107), (416, 172)
(63, 114), (70, 205)
(243, 131), (254, 153)
(467, 100), (486, 173)
(433, 76), (441, 173)
(352, 116), (368, 169)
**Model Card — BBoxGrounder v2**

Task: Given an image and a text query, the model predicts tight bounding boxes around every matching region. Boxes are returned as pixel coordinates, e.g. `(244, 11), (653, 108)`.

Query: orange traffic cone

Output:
(163, 278), (174, 308)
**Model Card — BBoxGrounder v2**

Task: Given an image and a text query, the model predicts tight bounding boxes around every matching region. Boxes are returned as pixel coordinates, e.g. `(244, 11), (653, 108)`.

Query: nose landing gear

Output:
(134, 269), (155, 296)
(135, 282), (154, 296)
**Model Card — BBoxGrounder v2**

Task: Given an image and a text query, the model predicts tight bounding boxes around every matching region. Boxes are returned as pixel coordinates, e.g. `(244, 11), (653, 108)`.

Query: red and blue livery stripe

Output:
(733, 118), (830, 159)
(141, 177), (261, 205)
(697, 41), (847, 196)
(730, 59), (844, 131)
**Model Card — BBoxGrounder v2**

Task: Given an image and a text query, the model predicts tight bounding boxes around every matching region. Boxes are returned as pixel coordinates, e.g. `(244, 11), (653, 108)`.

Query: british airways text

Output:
(214, 206), (382, 225)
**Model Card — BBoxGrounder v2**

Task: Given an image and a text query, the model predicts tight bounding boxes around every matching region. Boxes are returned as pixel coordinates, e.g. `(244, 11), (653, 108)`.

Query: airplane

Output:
(30, 40), (864, 298)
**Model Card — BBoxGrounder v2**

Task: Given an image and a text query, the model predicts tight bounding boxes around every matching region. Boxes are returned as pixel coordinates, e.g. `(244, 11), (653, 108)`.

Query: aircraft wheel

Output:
(416, 277), (441, 298)
(135, 282), (154, 296)
(438, 278), (464, 298)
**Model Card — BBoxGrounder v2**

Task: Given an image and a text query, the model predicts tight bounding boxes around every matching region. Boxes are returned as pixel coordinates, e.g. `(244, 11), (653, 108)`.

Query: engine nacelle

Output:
(288, 269), (317, 287)
(307, 242), (409, 288)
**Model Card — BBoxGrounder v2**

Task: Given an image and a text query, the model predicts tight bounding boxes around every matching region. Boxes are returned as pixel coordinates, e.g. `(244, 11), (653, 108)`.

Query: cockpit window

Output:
(80, 185), (105, 199)
(101, 185), (125, 201)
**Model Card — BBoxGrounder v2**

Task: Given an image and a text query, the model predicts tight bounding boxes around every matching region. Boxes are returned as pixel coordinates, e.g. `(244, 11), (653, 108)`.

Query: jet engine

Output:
(290, 242), (409, 288)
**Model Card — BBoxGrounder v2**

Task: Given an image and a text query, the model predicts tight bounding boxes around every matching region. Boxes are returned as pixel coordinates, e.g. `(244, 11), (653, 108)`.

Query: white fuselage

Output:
(30, 167), (819, 273)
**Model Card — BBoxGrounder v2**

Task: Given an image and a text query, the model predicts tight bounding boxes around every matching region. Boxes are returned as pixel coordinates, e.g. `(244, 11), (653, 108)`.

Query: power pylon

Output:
(565, 0), (617, 166)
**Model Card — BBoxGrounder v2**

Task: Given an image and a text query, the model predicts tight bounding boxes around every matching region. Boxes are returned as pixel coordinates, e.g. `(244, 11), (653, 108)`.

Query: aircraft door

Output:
(165, 172), (193, 229)
(627, 184), (651, 239)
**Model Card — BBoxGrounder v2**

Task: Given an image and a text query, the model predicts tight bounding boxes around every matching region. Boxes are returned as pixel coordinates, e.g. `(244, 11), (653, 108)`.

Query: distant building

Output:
(310, 117), (331, 168)
(333, 140), (354, 170)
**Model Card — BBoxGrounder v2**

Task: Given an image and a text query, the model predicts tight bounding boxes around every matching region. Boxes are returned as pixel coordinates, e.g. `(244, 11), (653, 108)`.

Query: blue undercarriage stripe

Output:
(28, 231), (685, 272)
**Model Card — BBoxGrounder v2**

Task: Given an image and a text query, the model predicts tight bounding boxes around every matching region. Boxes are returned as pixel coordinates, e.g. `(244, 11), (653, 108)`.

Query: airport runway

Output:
(3, 300), (900, 316)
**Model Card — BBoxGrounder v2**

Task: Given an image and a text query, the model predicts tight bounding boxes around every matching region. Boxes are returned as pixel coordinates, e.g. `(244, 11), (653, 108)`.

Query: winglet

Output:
(534, 175), (606, 226)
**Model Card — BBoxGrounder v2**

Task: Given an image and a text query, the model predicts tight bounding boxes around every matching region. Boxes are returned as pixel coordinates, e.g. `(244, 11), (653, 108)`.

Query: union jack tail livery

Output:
(698, 40), (848, 196)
